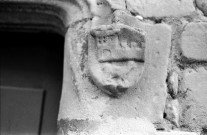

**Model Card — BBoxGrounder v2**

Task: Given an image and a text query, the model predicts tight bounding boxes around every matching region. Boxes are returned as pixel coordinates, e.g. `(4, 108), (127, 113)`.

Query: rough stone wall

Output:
(53, 0), (207, 135)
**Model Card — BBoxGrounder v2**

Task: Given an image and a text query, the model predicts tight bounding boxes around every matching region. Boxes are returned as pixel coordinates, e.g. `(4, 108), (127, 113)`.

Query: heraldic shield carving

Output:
(88, 23), (146, 97)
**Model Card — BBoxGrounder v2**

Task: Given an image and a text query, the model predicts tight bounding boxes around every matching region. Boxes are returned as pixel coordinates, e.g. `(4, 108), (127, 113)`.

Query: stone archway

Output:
(1, 31), (64, 135)
(0, 2), (68, 135)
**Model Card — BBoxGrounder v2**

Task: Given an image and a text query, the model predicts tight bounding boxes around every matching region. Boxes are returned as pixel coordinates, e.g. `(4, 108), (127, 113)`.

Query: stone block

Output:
(134, 23), (172, 122)
(89, 0), (112, 17)
(89, 24), (146, 97)
(181, 22), (207, 61)
(165, 99), (179, 127)
(61, 12), (172, 134)
(126, 0), (195, 18)
(91, 117), (156, 135)
(88, 22), (171, 123)
(106, 0), (126, 10)
(168, 71), (179, 98)
(112, 10), (143, 28)
(180, 67), (207, 130)
(196, 0), (207, 16)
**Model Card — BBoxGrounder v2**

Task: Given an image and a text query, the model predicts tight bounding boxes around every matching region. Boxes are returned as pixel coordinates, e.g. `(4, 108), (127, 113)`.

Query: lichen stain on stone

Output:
(58, 118), (90, 134)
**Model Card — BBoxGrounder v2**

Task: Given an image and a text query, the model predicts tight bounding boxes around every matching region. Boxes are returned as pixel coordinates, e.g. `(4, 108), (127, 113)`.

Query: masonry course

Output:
(58, 0), (207, 134)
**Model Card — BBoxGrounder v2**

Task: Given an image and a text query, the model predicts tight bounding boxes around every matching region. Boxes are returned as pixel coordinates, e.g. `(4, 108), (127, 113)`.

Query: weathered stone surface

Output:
(57, 118), (98, 134)
(137, 24), (171, 122)
(165, 99), (179, 127)
(168, 71), (179, 98)
(90, 0), (113, 28)
(88, 21), (171, 122)
(91, 118), (156, 135)
(106, 0), (126, 10)
(88, 24), (145, 97)
(181, 22), (207, 61)
(126, 0), (195, 18)
(60, 16), (171, 135)
(196, 0), (207, 16)
(88, 0), (126, 11)
(89, 0), (112, 17)
(112, 10), (144, 28)
(180, 67), (207, 131)
(157, 131), (198, 135)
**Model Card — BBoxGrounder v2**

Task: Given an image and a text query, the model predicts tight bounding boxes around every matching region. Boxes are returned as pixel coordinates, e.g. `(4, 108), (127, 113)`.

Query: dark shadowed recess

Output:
(0, 29), (64, 135)
(0, 2), (66, 135)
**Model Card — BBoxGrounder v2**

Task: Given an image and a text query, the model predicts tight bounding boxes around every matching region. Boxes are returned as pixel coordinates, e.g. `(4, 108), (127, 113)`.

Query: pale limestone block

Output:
(126, 0), (195, 18)
(180, 67), (207, 131)
(157, 131), (198, 135)
(106, 0), (126, 10)
(181, 22), (207, 61)
(196, 0), (207, 16)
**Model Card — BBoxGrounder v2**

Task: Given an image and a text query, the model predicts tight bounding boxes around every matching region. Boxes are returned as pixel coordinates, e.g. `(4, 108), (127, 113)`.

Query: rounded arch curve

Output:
(0, 1), (68, 35)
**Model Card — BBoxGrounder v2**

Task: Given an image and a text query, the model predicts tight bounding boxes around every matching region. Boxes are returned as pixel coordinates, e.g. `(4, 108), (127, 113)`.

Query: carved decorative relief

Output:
(88, 23), (145, 97)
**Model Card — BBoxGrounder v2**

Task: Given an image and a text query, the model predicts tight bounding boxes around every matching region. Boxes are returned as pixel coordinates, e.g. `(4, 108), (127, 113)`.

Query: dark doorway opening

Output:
(0, 31), (64, 135)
